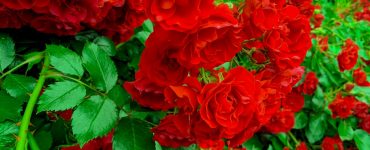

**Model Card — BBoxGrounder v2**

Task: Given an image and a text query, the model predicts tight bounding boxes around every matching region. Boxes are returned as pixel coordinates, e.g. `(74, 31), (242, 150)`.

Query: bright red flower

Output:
(353, 68), (370, 86)
(123, 71), (175, 110)
(61, 132), (113, 150)
(252, 50), (268, 64)
(321, 136), (344, 150)
(198, 67), (260, 142)
(299, 72), (319, 95)
(344, 83), (355, 92)
(192, 114), (223, 149)
(264, 110), (295, 133)
(30, 16), (82, 36)
(353, 101), (369, 119)
(360, 115), (370, 134)
(297, 142), (308, 150)
(313, 13), (324, 28)
(56, 109), (73, 121)
(337, 39), (359, 72)
(282, 90), (304, 112)
(328, 94), (356, 119)
(177, 4), (242, 69)
(144, 0), (214, 31)
(152, 114), (195, 148)
(0, 6), (24, 29)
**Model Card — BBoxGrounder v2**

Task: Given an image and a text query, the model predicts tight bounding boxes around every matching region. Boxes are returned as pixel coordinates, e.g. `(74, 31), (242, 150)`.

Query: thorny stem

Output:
(0, 52), (44, 79)
(16, 54), (50, 150)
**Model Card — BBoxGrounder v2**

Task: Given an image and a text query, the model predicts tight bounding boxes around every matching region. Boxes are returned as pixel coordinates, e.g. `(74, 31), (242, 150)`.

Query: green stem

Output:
(16, 55), (50, 150)
(200, 68), (210, 84)
(0, 52), (44, 79)
(27, 133), (40, 150)
(288, 131), (299, 146)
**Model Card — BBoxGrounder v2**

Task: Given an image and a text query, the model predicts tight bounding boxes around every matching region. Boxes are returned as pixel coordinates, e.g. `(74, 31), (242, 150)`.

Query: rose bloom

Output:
(198, 67), (261, 146)
(264, 110), (295, 133)
(282, 90), (304, 112)
(328, 94), (356, 119)
(297, 142), (308, 150)
(360, 115), (370, 134)
(30, 15), (82, 36)
(337, 39), (359, 72)
(353, 101), (369, 119)
(321, 136), (344, 150)
(299, 72), (319, 95)
(353, 68), (370, 86)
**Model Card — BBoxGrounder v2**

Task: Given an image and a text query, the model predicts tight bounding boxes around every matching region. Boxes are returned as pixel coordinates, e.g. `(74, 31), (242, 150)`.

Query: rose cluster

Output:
(0, 0), (146, 42)
(123, 0), (314, 149)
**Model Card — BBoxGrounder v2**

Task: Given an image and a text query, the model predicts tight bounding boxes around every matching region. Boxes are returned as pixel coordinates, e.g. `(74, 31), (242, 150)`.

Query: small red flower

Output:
(344, 83), (355, 92)
(328, 94), (356, 119)
(297, 142), (308, 150)
(299, 72), (319, 95)
(337, 39), (359, 72)
(318, 36), (329, 51)
(321, 136), (344, 150)
(360, 115), (370, 134)
(282, 90), (305, 112)
(353, 68), (370, 86)
(264, 110), (295, 133)
(353, 101), (369, 119)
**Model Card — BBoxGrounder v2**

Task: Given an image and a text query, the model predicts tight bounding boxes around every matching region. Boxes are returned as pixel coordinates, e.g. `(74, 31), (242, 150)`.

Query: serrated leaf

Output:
(94, 37), (116, 56)
(82, 43), (118, 92)
(354, 129), (370, 150)
(113, 117), (155, 150)
(338, 120), (354, 141)
(72, 95), (118, 146)
(0, 34), (15, 72)
(294, 111), (308, 129)
(108, 85), (130, 108)
(0, 91), (22, 122)
(306, 113), (327, 144)
(2, 74), (36, 102)
(47, 45), (84, 76)
(37, 81), (86, 113)
(0, 121), (19, 148)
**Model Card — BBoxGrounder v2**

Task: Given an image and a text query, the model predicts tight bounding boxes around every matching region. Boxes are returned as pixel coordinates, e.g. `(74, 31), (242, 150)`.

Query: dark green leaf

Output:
(306, 113), (327, 144)
(72, 95), (118, 146)
(0, 91), (22, 122)
(82, 43), (118, 92)
(0, 34), (15, 72)
(37, 81), (86, 112)
(354, 129), (370, 150)
(34, 131), (52, 150)
(243, 137), (263, 150)
(47, 45), (84, 76)
(338, 120), (354, 141)
(0, 121), (18, 148)
(94, 37), (116, 56)
(2, 74), (36, 101)
(108, 85), (130, 108)
(294, 111), (308, 129)
(113, 117), (155, 150)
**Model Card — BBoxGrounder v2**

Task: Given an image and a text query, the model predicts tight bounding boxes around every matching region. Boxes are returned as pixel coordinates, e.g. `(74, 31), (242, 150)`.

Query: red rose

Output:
(252, 50), (268, 64)
(164, 79), (200, 114)
(144, 0), (214, 31)
(353, 101), (369, 119)
(360, 115), (370, 134)
(152, 114), (195, 148)
(139, 26), (188, 86)
(123, 71), (175, 110)
(313, 13), (324, 28)
(337, 39), (359, 72)
(61, 131), (112, 150)
(321, 136), (344, 150)
(0, 6), (24, 29)
(319, 36), (329, 51)
(30, 16), (82, 36)
(177, 5), (242, 69)
(49, 0), (89, 23)
(299, 72), (319, 95)
(282, 90), (304, 112)
(353, 68), (370, 86)
(198, 67), (260, 141)
(328, 94), (356, 119)
(56, 109), (73, 121)
(264, 110), (295, 133)
(297, 142), (308, 150)
(344, 83), (355, 91)
(192, 114), (223, 149)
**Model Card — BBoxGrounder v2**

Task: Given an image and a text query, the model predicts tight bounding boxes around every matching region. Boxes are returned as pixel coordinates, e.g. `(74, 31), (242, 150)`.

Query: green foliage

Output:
(0, 91), (22, 122)
(338, 120), (354, 141)
(305, 113), (327, 144)
(37, 81), (86, 112)
(0, 121), (18, 148)
(354, 129), (370, 150)
(47, 45), (84, 77)
(294, 111), (308, 129)
(93, 36), (116, 56)
(72, 95), (118, 146)
(113, 117), (155, 150)
(82, 43), (118, 92)
(0, 34), (15, 72)
(2, 74), (36, 101)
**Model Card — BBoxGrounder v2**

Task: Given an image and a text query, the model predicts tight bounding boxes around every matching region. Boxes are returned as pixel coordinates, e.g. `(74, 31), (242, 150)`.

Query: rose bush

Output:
(0, 0), (369, 150)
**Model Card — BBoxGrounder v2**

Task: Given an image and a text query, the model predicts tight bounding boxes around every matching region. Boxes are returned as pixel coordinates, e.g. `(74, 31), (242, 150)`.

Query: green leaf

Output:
(351, 86), (370, 104)
(72, 95), (118, 146)
(37, 81), (86, 113)
(338, 120), (354, 141)
(142, 20), (154, 33)
(113, 117), (155, 150)
(34, 131), (52, 150)
(47, 45), (84, 77)
(135, 31), (151, 44)
(0, 34), (15, 72)
(23, 51), (44, 72)
(0, 91), (22, 122)
(2, 74), (36, 101)
(82, 43), (118, 92)
(108, 85), (130, 108)
(354, 129), (370, 150)
(0, 121), (19, 148)
(294, 111), (308, 129)
(94, 37), (116, 56)
(306, 113), (327, 144)
(243, 137), (263, 150)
